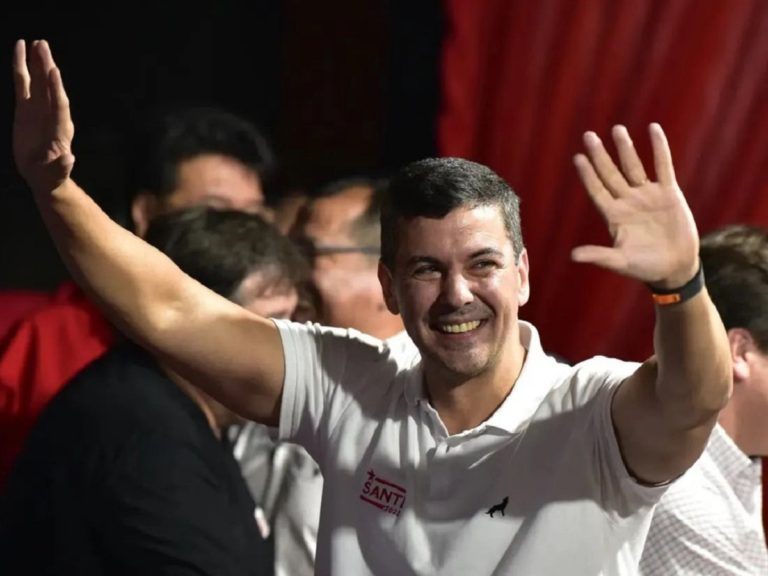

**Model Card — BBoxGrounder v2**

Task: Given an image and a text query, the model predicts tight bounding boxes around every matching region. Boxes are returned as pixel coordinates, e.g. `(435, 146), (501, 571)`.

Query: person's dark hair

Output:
(144, 207), (308, 301)
(130, 106), (275, 200)
(380, 158), (523, 268)
(700, 225), (768, 352)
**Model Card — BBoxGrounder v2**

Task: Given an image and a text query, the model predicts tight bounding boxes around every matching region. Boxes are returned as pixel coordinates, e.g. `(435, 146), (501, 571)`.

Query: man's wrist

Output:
(647, 260), (705, 306)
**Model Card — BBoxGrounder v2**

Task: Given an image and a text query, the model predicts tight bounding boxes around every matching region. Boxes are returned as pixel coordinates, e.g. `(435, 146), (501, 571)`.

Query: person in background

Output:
(640, 224), (768, 575)
(0, 207), (307, 575)
(292, 177), (407, 343)
(0, 103), (273, 490)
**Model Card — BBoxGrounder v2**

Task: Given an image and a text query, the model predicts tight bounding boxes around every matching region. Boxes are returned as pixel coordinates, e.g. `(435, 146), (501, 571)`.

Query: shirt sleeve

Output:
(97, 431), (270, 576)
(580, 358), (671, 518)
(274, 320), (394, 464)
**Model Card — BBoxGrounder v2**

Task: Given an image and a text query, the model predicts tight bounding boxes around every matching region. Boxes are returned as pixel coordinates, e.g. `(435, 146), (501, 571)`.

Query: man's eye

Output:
(473, 260), (497, 270)
(413, 265), (440, 278)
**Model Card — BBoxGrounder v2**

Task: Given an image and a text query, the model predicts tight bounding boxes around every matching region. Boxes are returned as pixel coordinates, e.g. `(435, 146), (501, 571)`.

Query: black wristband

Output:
(649, 261), (705, 305)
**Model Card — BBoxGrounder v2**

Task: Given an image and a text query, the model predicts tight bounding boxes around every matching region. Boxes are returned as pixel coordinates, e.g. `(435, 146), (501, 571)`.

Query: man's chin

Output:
(429, 353), (489, 382)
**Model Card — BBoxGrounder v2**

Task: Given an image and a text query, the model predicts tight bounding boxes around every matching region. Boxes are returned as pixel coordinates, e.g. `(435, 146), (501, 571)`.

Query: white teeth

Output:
(440, 320), (481, 334)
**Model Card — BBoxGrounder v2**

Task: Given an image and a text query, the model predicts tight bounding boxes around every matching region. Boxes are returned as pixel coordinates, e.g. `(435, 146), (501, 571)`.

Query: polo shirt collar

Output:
(403, 321), (560, 435)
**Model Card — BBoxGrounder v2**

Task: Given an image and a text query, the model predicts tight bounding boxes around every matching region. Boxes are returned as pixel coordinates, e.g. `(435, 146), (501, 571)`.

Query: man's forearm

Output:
(653, 289), (732, 427)
(36, 178), (194, 347)
(611, 287), (732, 484)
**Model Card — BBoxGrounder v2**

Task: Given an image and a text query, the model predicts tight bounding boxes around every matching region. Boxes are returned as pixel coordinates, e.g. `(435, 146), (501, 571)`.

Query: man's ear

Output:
(131, 192), (161, 238)
(517, 248), (531, 307)
(728, 328), (753, 384)
(378, 261), (400, 315)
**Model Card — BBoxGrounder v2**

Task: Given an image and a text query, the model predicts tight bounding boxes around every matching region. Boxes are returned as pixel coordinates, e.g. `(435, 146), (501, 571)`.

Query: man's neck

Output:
(425, 342), (527, 436)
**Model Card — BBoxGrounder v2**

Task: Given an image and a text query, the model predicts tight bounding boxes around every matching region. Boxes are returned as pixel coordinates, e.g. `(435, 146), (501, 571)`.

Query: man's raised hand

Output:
(13, 40), (75, 195)
(572, 124), (699, 289)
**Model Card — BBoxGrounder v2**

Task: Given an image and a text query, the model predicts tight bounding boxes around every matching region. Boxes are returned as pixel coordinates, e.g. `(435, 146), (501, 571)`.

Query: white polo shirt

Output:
(275, 319), (669, 575)
(230, 330), (419, 576)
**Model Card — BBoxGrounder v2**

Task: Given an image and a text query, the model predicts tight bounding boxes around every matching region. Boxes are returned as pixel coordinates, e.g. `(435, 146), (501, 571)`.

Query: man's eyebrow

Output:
(469, 248), (504, 259)
(405, 249), (504, 267)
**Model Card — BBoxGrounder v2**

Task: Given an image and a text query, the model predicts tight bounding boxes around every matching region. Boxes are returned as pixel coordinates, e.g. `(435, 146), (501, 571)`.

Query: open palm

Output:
(13, 40), (75, 194)
(572, 124), (699, 289)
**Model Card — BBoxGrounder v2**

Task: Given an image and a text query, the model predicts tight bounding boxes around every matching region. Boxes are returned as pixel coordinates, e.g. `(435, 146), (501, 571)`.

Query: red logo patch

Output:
(359, 469), (406, 516)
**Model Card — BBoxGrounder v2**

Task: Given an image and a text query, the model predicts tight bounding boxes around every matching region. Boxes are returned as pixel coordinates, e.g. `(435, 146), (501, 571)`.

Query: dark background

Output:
(0, 0), (442, 288)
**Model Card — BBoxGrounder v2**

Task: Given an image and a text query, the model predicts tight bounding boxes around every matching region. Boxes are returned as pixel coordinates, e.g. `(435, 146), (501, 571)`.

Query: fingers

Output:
(571, 245), (627, 273)
(649, 123), (677, 186)
(583, 131), (628, 196)
(573, 153), (613, 213)
(13, 40), (30, 101)
(37, 41), (58, 107)
(611, 125), (648, 186)
(36, 40), (57, 72)
(582, 124), (674, 189)
(29, 40), (52, 106)
(49, 66), (72, 129)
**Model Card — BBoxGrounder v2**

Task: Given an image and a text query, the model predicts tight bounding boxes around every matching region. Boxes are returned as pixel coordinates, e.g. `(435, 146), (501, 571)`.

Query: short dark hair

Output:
(380, 157), (523, 268)
(144, 207), (308, 301)
(130, 106), (274, 200)
(700, 225), (768, 352)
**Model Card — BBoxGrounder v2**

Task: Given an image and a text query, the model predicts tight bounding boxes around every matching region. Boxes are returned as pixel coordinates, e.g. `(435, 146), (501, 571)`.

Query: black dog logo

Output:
(485, 496), (508, 518)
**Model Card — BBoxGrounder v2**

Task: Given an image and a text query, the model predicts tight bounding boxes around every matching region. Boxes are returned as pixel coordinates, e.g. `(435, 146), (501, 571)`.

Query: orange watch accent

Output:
(648, 261), (705, 306)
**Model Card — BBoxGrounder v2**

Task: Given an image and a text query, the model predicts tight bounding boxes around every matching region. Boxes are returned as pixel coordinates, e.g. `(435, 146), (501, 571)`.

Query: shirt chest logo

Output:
(359, 469), (406, 516)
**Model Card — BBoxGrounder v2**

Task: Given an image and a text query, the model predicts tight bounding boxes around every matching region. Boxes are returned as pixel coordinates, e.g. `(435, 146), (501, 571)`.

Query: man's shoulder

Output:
(569, 355), (640, 380)
(658, 426), (747, 506)
(66, 343), (162, 394)
(41, 344), (185, 433)
(531, 353), (640, 414)
(276, 319), (404, 370)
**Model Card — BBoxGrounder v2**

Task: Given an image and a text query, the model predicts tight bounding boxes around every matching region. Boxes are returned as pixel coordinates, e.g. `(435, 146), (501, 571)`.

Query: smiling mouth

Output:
(436, 320), (483, 334)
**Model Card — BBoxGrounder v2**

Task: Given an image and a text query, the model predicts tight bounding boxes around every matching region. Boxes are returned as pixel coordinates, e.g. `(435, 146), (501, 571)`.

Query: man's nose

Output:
(440, 272), (474, 308)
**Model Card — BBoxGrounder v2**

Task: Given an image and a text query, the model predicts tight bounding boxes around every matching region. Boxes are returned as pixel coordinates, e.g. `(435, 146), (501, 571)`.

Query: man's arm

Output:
(573, 124), (731, 484)
(12, 40), (284, 425)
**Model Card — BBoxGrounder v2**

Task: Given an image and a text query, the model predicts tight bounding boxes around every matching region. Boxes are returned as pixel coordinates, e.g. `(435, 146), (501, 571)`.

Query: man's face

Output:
(167, 154), (264, 213)
(292, 186), (382, 331)
(380, 205), (530, 381)
(132, 153), (264, 236)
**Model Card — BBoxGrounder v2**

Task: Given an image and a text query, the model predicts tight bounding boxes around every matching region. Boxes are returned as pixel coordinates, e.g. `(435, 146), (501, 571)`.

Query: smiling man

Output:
(10, 40), (732, 575)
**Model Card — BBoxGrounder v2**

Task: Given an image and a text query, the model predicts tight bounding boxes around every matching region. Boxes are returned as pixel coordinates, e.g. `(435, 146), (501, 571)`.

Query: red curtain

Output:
(438, 0), (768, 363)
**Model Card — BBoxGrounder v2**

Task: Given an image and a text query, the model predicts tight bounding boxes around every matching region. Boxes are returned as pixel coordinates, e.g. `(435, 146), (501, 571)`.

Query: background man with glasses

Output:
(291, 177), (409, 343)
